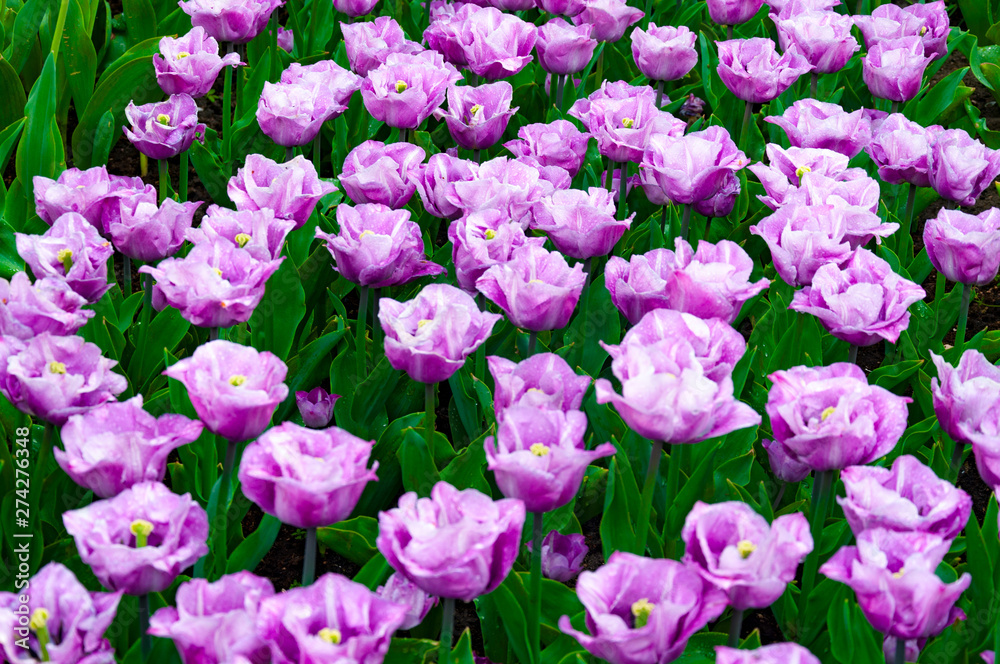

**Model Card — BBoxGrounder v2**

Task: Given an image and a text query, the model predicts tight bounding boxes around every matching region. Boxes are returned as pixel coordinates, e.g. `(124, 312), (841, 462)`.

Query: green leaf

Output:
(273, 329), (347, 422)
(960, 0), (994, 41)
(479, 575), (536, 664)
(226, 514), (281, 573)
(62, 0), (97, 113)
(249, 257), (306, 360)
(317, 516), (379, 566)
(353, 552), (392, 590)
(188, 137), (234, 206)
(6, 0), (47, 73)
(385, 638), (440, 664)
(397, 426), (442, 497)
(130, 306), (190, 390)
(868, 359), (923, 392)
(0, 219), (25, 279)
(827, 594), (884, 664)
(449, 629), (476, 664)
(0, 58), (26, 130)
(16, 53), (61, 207)
(674, 632), (728, 663)
(122, 0), (156, 47)
(600, 456), (638, 558)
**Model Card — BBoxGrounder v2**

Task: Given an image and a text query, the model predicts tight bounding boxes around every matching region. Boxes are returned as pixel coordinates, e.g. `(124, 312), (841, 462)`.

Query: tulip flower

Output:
(63, 481), (209, 595)
(379, 283), (502, 384)
(707, 0), (764, 25)
(333, 0), (380, 17)
(149, 572), (275, 664)
(99, 176), (159, 235)
(536, 18), (598, 77)
(571, 0), (643, 43)
(424, 3), (477, 67)
(923, 208), (1000, 286)
(605, 238), (769, 324)
(154, 27), (243, 97)
(179, 0), (282, 43)
(765, 362), (910, 473)
(537, 0), (586, 14)
(716, 38), (812, 103)
(790, 248), (924, 346)
(108, 197), (201, 262)
(228, 154), (337, 228)
(571, 86), (685, 165)
(377, 481), (525, 601)
(0, 563), (122, 664)
(449, 156), (556, 225)
(185, 205), (295, 261)
(338, 140), (426, 208)
(277, 26), (293, 51)
(55, 396), (204, 498)
(414, 152), (479, 219)
(838, 455), (972, 540)
(489, 352), (591, 420)
(903, 0), (949, 59)
(282, 60), (363, 107)
(530, 187), (632, 259)
(361, 51), (463, 129)
(504, 120), (591, 177)
(559, 552), (728, 664)
(123, 94), (205, 160)
(0, 333), (126, 426)
(376, 573), (438, 630)
(695, 170), (741, 218)
(0, 272), (93, 340)
(33, 166), (141, 232)
(528, 531), (588, 582)
(256, 80), (346, 147)
(631, 24), (698, 83)
(774, 9), (859, 75)
(765, 100), (875, 158)
(449, 209), (547, 293)
(16, 212), (114, 303)
(854, 1), (948, 59)
(296, 386), (339, 428)
(641, 125), (747, 206)
(867, 113), (943, 188)
(715, 644), (820, 664)
(435, 82), (519, 151)
(862, 36), (933, 104)
(927, 129), (1000, 207)
(162, 339), (288, 443)
(343, 17), (423, 77)
(459, 7), (538, 80)
(749, 204), (854, 287)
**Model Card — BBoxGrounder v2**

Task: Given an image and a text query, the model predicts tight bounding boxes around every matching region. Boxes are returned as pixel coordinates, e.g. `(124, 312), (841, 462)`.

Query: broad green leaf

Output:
(226, 514), (281, 573)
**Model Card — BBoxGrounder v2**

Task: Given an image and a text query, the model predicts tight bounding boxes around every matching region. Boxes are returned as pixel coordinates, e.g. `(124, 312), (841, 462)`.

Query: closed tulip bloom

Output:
(862, 36), (933, 103)
(867, 113), (943, 188)
(749, 204), (854, 287)
(790, 248), (924, 345)
(339, 140), (426, 208)
(985, 654), (996, 664)
(928, 129), (1000, 207)
(123, 94), (205, 160)
(377, 481), (525, 601)
(486, 405), (615, 513)
(641, 125), (747, 206)
(281, 59), (364, 110)
(904, 1), (949, 59)
(149, 572), (275, 664)
(435, 82), (519, 151)
(559, 552), (728, 664)
(765, 362), (910, 472)
(185, 205), (295, 261)
(257, 573), (408, 664)
(707, 0), (764, 24)
(488, 0), (536, 11)
(343, 17), (423, 77)
(821, 529), (970, 639)
(767, 0), (840, 17)
(838, 455), (972, 540)
(924, 208), (1000, 285)
(505, 120), (591, 177)
(489, 352), (591, 419)
(762, 438), (811, 482)
(257, 81), (342, 147)
(695, 170), (741, 217)
(775, 9), (858, 74)
(414, 153), (479, 219)
(277, 25), (293, 51)
(239, 422), (378, 529)
(228, 154), (337, 228)
(55, 396), (204, 499)
(717, 38), (812, 103)
(449, 209), (547, 292)
(476, 244), (586, 331)
(361, 51), (463, 129)
(379, 284), (501, 383)
(716, 644), (820, 664)
(154, 27), (243, 97)
(162, 340), (289, 442)
(424, 3), (476, 67)
(0, 272), (93, 339)
(316, 203), (445, 288)
(631, 23), (697, 82)
(33, 165), (121, 230)
(179, 0), (282, 43)
(536, 18), (598, 76)
(605, 238), (769, 324)
(854, 1), (948, 59)
(16, 212), (113, 303)
(296, 386), (339, 428)
(448, 156), (556, 224)
(571, 0), (643, 42)
(0, 563), (122, 664)
(376, 573), (438, 630)
(0, 333), (126, 426)
(765, 100), (874, 158)
(530, 531), (588, 582)
(460, 8), (538, 80)
(108, 197), (201, 262)
(99, 176), (159, 235)
(538, 0), (586, 14)
(333, 0), (380, 17)
(531, 187), (632, 259)
(63, 481), (208, 595)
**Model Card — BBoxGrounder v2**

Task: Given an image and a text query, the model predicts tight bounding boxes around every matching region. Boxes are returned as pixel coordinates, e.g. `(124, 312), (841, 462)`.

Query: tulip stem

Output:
(890, 101), (899, 115)
(635, 439), (663, 556)
(209, 327), (219, 341)
(356, 285), (369, 380)
(124, 256), (132, 297)
(606, 159), (616, 193)
(223, 43), (234, 163)
(728, 608), (744, 648)
(661, 443), (686, 552)
(527, 331), (537, 356)
(956, 282), (971, 353)
(425, 382), (436, 453)
(950, 439), (965, 482)
(810, 73), (818, 99)
(139, 594), (151, 660)
(655, 81), (664, 109)
(727, 25), (733, 40)
(528, 512), (544, 664)
(594, 50), (604, 90)
(738, 100), (753, 154)
(901, 184), (916, 243)
(894, 635), (906, 664)
(303, 527), (317, 586)
(270, 14), (279, 80)
(474, 149), (482, 164)
(798, 470), (834, 633)
(438, 597), (455, 664)
(617, 162), (628, 220)
(313, 137), (321, 177)
(556, 74), (566, 109)
(285, 146), (294, 162)
(158, 159), (168, 204)
(848, 344), (858, 364)
(372, 288), (382, 358)
(179, 150), (188, 202)
(680, 204), (691, 242)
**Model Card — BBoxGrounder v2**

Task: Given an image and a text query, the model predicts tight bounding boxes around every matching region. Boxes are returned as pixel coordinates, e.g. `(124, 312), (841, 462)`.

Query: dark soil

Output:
(957, 454), (995, 526)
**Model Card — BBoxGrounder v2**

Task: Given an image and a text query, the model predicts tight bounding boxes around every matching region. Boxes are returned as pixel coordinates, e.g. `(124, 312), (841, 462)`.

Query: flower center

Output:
(737, 539), (756, 559)
(48, 361), (67, 375)
(176, 51), (191, 59)
(530, 443), (550, 457)
(795, 165), (811, 179)
(820, 406), (836, 421)
(621, 117), (634, 128)
(29, 608), (49, 632)
(235, 233), (252, 248)
(631, 598), (654, 628)
(359, 230), (375, 239)
(156, 113), (171, 126)
(395, 80), (408, 93)
(29, 608), (51, 661)
(484, 229), (496, 240)
(318, 628), (342, 644)
(417, 319), (432, 329)
(130, 519), (154, 548)
(229, 375), (247, 386)
(56, 248), (73, 272)
(528, 279), (543, 284)
(214, 268), (223, 277)
(919, 26), (927, 35)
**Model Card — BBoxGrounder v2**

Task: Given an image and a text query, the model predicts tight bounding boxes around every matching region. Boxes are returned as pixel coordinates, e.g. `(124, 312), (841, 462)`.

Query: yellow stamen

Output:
(359, 230), (375, 239)
(156, 113), (171, 126)
(736, 539), (756, 559)
(56, 248), (73, 273)
(130, 519), (154, 548)
(48, 361), (67, 375)
(469, 104), (483, 117)
(417, 319), (432, 329)
(177, 51), (191, 59)
(235, 233), (252, 248)
(631, 598), (654, 628)
(214, 268), (223, 277)
(528, 279), (543, 284)
(29, 609), (49, 632)
(919, 26), (927, 35)
(529, 443), (550, 457)
(395, 80), (408, 93)
(229, 375), (247, 386)
(821, 406), (836, 421)
(318, 628), (342, 644)
(621, 117), (634, 128)
(795, 165), (812, 179)
(484, 229), (496, 240)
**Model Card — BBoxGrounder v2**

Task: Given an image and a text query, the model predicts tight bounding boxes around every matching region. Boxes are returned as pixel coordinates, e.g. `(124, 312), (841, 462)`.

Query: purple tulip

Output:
(435, 82), (518, 151)
(767, 0), (840, 17)
(536, 18), (598, 76)
(424, 2), (477, 68)
(984, 653), (996, 664)
(99, 176), (159, 236)
(928, 129), (1000, 207)
(228, 154), (337, 228)
(707, 0), (764, 24)
(903, 1), (949, 59)
(923, 208), (1000, 285)
(821, 528), (970, 639)
(605, 238), (769, 324)
(777, 171), (882, 222)
(854, 1), (948, 59)
(460, 7), (538, 80)
(343, 17), (423, 77)
(338, 140), (426, 208)
(774, 9), (858, 74)
(149, 572), (275, 664)
(162, 339), (288, 442)
(765, 100), (874, 158)
(558, 552), (728, 664)
(376, 573), (438, 630)
(63, 481), (208, 594)
(631, 23), (697, 82)
(377, 481), (525, 601)
(414, 152), (479, 219)
(505, 120), (591, 177)
(931, 350), (1000, 488)
(256, 573), (408, 664)
(528, 531), (588, 582)
(571, 0), (643, 42)
(55, 396), (203, 499)
(695, 170), (741, 217)
(789, 248), (924, 346)
(33, 166), (121, 230)
(476, 243), (586, 332)
(838, 455), (972, 540)
(571, 86), (685, 165)
(486, 405), (615, 513)
(178, 0), (282, 43)
(185, 205), (295, 261)
(257, 81), (345, 147)
(108, 197), (201, 262)
(0, 272), (93, 339)
(123, 94), (205, 160)
(749, 204), (854, 287)
(526, 154), (574, 190)
(0, 333), (126, 426)
(716, 644), (820, 664)
(0, 562), (122, 664)
(570, 78), (656, 118)
(277, 26), (293, 51)
(296, 386), (339, 428)
(138, 238), (283, 328)
(362, 51), (463, 129)
(765, 362), (910, 473)
(282, 59), (364, 107)
(717, 38), (812, 103)
(315, 203), (445, 288)
(489, 352), (591, 419)
(867, 113), (943, 188)
(379, 283), (501, 384)
(530, 187), (632, 259)
(641, 125), (747, 206)
(449, 209), (547, 293)
(448, 156), (556, 225)
(16, 212), (113, 303)
(333, 0), (380, 17)
(487, 0), (536, 11)
(748, 144), (854, 206)
(862, 36), (932, 103)
(537, 0), (586, 15)
(595, 309), (761, 444)
(154, 27), (243, 97)
(239, 422), (378, 529)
